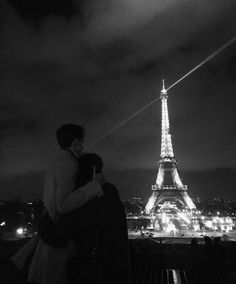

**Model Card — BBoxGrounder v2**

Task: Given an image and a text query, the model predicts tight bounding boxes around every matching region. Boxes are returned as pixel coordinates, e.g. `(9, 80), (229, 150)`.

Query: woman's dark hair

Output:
(76, 153), (104, 187)
(56, 124), (85, 148)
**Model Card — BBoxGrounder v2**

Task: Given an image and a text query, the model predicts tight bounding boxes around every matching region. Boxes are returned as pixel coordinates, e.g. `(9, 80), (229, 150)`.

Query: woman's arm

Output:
(55, 153), (103, 214)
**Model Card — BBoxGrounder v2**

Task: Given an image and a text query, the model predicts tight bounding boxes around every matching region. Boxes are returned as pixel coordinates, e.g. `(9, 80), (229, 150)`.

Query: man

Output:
(43, 124), (105, 221)
(27, 124), (106, 284)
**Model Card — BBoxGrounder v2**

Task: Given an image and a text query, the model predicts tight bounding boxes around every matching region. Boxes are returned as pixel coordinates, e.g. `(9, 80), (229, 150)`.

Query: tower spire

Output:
(145, 80), (196, 214)
(160, 79), (174, 159)
(161, 79), (167, 96)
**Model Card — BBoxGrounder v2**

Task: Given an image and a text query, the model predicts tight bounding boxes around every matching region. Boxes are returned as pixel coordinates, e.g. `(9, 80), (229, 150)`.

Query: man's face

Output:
(73, 137), (85, 156)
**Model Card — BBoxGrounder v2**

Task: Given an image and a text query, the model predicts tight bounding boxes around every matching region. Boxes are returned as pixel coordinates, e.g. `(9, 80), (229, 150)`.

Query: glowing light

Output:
(86, 36), (236, 150)
(220, 225), (225, 231)
(166, 36), (236, 92)
(226, 217), (233, 224)
(86, 96), (161, 149)
(213, 217), (219, 223)
(0, 221), (6, 226)
(172, 168), (183, 188)
(162, 212), (168, 224)
(204, 220), (213, 228)
(165, 222), (177, 234)
(155, 165), (164, 187)
(145, 195), (157, 214)
(177, 212), (191, 224)
(160, 96), (174, 158)
(161, 79), (167, 95)
(219, 218), (224, 224)
(181, 192), (196, 210)
(16, 227), (24, 235)
(193, 223), (200, 231)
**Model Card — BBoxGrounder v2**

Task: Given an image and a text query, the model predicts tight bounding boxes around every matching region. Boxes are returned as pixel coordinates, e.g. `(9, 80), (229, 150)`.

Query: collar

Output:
(62, 148), (79, 158)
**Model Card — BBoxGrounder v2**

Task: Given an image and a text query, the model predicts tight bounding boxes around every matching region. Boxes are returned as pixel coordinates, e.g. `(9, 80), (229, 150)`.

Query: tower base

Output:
(146, 186), (196, 214)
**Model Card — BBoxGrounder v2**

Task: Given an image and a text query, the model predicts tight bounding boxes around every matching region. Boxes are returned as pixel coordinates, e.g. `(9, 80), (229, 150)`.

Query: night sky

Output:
(0, 0), (236, 202)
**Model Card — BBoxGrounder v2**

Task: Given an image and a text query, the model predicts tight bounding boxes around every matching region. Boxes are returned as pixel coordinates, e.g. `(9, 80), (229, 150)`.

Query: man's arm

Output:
(55, 153), (103, 215)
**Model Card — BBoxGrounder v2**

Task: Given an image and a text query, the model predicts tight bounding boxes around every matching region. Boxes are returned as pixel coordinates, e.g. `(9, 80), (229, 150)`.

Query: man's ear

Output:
(71, 139), (76, 148)
(73, 138), (81, 146)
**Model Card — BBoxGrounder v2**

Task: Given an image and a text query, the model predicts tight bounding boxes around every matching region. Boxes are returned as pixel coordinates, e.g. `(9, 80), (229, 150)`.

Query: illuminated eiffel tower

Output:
(145, 80), (196, 214)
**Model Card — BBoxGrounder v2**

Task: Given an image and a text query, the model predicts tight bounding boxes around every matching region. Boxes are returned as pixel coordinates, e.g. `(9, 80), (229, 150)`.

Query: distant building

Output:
(123, 197), (145, 216)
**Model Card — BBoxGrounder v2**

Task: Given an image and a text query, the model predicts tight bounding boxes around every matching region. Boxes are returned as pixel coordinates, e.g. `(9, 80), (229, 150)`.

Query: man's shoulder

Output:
(57, 150), (78, 164)
(48, 150), (77, 172)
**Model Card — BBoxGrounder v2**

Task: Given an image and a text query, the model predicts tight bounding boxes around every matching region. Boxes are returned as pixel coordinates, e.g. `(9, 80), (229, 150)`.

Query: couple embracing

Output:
(11, 124), (130, 284)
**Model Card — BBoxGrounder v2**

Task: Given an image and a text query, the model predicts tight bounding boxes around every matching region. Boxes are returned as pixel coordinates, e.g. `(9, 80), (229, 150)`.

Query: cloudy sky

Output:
(0, 0), (235, 202)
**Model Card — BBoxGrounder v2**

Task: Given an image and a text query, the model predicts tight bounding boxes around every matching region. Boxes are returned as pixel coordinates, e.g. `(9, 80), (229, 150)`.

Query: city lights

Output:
(127, 80), (236, 239)
(16, 227), (25, 236)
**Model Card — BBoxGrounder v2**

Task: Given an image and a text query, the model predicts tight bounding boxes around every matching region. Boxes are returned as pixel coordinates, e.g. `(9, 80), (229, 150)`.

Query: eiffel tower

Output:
(145, 80), (196, 214)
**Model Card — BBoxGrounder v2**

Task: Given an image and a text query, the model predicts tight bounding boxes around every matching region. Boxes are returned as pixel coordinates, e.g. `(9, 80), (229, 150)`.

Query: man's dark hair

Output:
(76, 153), (104, 187)
(56, 124), (85, 148)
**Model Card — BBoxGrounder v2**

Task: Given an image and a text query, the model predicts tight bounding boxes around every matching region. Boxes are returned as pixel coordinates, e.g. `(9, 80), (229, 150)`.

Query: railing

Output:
(131, 267), (236, 284)
(131, 268), (191, 284)
(130, 240), (236, 283)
